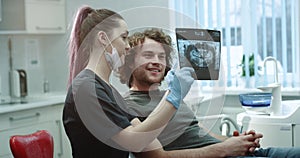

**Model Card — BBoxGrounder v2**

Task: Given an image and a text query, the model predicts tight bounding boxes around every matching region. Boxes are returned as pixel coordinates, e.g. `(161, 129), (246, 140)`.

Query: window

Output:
(170, 0), (300, 90)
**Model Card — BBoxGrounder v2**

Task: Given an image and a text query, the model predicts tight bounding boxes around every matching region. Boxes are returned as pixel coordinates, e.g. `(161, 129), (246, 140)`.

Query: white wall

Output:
(66, 0), (171, 31)
(0, 0), (170, 98)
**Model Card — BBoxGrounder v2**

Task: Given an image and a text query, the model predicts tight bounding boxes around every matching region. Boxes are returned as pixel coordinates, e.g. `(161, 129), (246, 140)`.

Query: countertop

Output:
(0, 92), (66, 114)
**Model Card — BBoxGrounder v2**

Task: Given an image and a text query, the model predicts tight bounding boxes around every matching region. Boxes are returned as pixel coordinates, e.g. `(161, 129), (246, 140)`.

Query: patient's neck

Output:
(130, 82), (160, 92)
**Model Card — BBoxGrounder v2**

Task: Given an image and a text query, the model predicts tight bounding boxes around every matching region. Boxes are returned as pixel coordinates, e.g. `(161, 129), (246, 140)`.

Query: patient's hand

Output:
(233, 130), (263, 153)
(222, 132), (262, 156)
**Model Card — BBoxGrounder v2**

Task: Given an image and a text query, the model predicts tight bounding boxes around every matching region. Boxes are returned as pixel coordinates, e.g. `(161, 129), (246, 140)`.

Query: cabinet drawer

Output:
(0, 104), (62, 130)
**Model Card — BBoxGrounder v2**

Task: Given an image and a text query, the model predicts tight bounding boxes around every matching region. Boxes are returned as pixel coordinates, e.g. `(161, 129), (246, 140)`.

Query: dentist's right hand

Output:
(165, 67), (195, 109)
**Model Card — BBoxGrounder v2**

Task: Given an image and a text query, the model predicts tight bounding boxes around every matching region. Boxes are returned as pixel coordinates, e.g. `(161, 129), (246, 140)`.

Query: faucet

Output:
(258, 56), (282, 116)
(263, 57), (279, 84)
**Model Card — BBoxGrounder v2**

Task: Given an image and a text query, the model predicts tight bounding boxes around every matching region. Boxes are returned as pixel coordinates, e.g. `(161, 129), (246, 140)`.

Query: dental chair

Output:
(9, 130), (54, 158)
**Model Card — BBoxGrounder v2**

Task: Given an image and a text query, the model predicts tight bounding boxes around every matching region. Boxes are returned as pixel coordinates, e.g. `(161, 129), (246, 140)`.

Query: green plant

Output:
(240, 53), (255, 77)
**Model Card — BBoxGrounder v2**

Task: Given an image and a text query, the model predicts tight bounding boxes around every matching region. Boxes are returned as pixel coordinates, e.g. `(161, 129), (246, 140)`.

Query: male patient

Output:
(119, 28), (300, 157)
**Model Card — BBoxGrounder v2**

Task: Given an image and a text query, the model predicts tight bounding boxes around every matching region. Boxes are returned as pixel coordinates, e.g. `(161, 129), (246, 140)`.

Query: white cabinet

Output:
(0, 0), (26, 32)
(25, 0), (66, 34)
(0, 0), (66, 34)
(294, 125), (300, 147)
(247, 123), (293, 148)
(0, 104), (71, 158)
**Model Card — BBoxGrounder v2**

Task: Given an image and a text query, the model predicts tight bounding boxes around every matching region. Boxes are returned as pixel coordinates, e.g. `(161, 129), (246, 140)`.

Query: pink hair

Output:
(67, 6), (124, 88)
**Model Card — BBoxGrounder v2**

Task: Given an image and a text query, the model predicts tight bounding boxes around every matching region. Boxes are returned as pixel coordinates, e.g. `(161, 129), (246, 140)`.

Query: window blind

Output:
(170, 0), (299, 90)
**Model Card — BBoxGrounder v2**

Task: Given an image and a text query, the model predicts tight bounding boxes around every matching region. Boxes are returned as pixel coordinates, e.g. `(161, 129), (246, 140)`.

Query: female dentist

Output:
(62, 5), (195, 158)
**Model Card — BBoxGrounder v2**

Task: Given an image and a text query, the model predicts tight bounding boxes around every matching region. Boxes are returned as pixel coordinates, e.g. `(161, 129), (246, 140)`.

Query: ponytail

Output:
(68, 6), (93, 88)
(67, 6), (124, 88)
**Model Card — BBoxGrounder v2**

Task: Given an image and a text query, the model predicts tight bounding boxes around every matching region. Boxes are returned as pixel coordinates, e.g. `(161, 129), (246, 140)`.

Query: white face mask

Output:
(103, 34), (124, 73)
(105, 47), (124, 73)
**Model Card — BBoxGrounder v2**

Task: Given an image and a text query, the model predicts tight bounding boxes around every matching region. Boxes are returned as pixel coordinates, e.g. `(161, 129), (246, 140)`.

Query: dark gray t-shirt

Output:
(123, 90), (221, 150)
(63, 69), (134, 158)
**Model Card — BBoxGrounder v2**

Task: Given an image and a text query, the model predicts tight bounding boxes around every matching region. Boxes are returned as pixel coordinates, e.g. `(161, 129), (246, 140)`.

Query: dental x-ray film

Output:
(176, 28), (221, 80)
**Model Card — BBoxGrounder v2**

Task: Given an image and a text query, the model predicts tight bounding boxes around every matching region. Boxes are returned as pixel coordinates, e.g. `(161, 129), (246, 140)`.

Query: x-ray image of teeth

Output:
(176, 28), (221, 80)
(185, 42), (216, 68)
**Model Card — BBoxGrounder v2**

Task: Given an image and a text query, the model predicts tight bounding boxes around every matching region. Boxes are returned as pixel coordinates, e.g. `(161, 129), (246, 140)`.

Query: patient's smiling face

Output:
(130, 37), (167, 90)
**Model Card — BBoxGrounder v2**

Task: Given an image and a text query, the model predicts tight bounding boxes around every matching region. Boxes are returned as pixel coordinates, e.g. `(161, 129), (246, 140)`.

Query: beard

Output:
(131, 66), (165, 88)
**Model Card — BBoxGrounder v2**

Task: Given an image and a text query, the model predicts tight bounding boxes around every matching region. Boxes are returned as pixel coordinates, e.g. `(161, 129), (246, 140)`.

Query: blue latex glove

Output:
(165, 67), (195, 109)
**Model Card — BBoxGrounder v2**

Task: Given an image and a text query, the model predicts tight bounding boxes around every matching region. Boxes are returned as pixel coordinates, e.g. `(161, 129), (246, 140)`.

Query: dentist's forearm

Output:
(133, 100), (176, 132)
(130, 90), (176, 132)
(112, 91), (177, 152)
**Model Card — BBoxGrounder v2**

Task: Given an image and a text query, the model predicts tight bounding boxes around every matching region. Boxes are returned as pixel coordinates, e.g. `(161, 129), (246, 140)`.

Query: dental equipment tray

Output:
(239, 93), (272, 107)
